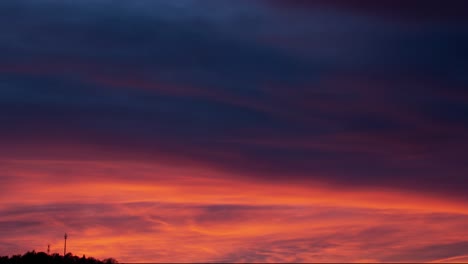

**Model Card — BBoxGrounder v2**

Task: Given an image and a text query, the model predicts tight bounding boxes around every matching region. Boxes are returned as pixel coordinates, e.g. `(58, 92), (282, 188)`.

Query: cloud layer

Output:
(1, 0), (468, 262)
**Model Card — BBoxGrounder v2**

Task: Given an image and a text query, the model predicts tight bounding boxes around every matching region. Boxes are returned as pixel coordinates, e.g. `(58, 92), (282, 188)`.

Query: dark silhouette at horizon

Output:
(0, 250), (118, 264)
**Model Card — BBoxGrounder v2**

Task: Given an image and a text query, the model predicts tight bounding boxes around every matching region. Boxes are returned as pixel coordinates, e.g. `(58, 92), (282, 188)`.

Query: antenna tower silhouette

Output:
(47, 244), (50, 255)
(64, 233), (68, 256)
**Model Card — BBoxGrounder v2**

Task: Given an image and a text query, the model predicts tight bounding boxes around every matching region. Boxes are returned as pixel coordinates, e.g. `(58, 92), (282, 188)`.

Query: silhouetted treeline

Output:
(0, 251), (117, 264)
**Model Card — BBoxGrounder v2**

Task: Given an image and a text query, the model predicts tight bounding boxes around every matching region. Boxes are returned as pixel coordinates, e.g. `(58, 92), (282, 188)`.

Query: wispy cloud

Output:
(1, 0), (467, 262)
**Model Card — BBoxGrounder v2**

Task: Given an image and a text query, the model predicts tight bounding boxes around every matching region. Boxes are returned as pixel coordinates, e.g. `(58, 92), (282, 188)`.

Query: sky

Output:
(1, 0), (468, 262)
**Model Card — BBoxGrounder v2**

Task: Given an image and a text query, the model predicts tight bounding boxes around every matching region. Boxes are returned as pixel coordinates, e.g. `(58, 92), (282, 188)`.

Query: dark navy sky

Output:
(2, 0), (468, 198)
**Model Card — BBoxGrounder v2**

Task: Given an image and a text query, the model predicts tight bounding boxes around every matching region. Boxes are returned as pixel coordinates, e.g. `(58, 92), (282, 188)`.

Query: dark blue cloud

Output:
(0, 0), (315, 88)
(1, 0), (468, 201)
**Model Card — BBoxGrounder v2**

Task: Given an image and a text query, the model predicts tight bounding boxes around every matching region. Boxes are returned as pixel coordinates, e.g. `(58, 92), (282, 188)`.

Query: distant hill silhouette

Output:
(0, 251), (118, 264)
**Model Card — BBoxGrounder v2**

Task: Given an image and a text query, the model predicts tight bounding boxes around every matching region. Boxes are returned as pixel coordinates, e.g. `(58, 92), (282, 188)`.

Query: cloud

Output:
(265, 0), (468, 22)
(1, 72), (468, 202)
(1, 0), (468, 262)
(2, 198), (468, 262)
(384, 241), (468, 262)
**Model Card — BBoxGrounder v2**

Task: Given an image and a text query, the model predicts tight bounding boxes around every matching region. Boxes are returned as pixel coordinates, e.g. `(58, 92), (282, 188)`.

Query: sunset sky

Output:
(1, 0), (468, 262)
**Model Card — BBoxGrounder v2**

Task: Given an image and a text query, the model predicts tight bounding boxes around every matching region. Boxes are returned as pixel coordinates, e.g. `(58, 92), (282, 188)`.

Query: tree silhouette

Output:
(0, 250), (118, 264)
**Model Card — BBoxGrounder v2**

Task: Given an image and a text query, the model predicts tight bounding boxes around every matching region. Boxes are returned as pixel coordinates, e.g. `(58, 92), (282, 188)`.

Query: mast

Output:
(64, 233), (68, 256)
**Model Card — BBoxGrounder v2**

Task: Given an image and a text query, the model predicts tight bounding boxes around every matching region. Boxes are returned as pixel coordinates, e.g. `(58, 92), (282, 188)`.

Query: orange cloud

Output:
(1, 158), (468, 262)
